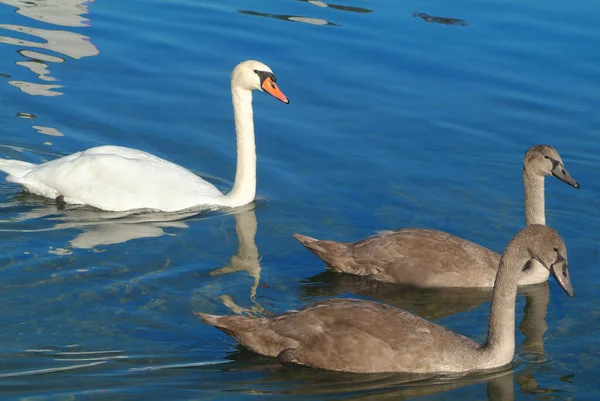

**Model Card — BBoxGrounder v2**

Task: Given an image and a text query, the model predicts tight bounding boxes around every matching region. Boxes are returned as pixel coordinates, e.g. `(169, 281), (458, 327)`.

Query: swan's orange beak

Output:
(262, 77), (289, 104)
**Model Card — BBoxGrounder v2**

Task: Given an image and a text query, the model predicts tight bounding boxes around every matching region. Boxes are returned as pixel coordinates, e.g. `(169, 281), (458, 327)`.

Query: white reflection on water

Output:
(16, 59), (55, 81)
(0, 0), (98, 100)
(32, 125), (64, 136)
(209, 207), (267, 315)
(0, 186), (264, 252)
(8, 80), (63, 96)
(0, 0), (99, 146)
(0, 0), (94, 27)
(1, 204), (199, 250)
(0, 24), (98, 59)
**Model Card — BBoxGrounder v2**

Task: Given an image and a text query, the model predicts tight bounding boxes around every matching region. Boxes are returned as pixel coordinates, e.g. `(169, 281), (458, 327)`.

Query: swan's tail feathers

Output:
(0, 159), (36, 180)
(293, 233), (352, 272)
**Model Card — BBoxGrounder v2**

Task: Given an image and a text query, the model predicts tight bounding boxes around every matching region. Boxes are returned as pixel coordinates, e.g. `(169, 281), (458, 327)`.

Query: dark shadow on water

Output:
(413, 12), (469, 26)
(218, 346), (525, 399)
(300, 270), (492, 320)
(209, 333), (567, 399)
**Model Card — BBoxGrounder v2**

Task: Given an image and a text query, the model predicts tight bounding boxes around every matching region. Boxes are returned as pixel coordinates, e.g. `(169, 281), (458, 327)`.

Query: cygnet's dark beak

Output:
(550, 252), (574, 297)
(551, 162), (580, 189)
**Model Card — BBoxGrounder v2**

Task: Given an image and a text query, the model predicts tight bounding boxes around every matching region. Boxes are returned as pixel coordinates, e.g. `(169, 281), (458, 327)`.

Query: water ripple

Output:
(0, 361), (105, 378)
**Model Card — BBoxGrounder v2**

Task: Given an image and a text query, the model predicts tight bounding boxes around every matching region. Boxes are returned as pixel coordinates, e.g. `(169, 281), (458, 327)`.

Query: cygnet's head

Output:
(524, 144), (579, 188)
(230, 60), (289, 104)
(513, 224), (574, 297)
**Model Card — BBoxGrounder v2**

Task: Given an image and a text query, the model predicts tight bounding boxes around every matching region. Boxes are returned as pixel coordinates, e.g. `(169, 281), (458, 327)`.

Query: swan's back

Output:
(8, 146), (224, 212)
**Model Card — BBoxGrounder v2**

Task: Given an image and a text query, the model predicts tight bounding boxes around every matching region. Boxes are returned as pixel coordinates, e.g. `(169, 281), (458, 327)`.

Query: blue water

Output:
(0, 0), (598, 399)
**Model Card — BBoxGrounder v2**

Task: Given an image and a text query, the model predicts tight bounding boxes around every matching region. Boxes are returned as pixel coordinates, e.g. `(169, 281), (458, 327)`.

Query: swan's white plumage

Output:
(0, 60), (287, 212)
(1, 146), (224, 212)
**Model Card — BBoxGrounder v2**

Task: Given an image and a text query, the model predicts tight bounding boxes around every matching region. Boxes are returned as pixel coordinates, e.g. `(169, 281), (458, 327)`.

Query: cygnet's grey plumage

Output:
(294, 145), (579, 287)
(198, 225), (574, 374)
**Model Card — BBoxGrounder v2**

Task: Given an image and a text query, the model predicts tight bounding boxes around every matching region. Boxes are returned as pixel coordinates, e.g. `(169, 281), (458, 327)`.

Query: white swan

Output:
(0, 60), (289, 212)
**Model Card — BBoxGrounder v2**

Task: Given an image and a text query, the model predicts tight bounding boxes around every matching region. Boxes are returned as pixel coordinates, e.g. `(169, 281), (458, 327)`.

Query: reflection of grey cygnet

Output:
(294, 145), (579, 288)
(198, 225), (573, 374)
(209, 209), (265, 315)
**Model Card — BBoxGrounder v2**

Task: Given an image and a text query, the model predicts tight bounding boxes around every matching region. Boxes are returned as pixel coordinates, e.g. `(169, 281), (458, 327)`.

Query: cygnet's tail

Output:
(196, 312), (273, 352)
(293, 233), (352, 272)
(0, 159), (36, 180)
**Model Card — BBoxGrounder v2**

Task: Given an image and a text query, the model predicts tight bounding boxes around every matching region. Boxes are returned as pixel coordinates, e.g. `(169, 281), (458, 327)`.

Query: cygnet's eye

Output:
(544, 155), (550, 159)
(553, 246), (558, 252)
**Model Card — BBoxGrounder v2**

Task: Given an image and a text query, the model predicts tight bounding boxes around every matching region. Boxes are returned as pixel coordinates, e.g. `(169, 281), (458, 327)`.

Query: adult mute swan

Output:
(294, 145), (579, 287)
(197, 225), (574, 374)
(0, 60), (289, 212)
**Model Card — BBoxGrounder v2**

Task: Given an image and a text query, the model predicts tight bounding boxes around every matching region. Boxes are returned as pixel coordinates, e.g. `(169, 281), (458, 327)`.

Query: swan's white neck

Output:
(523, 168), (545, 225)
(222, 85), (256, 207)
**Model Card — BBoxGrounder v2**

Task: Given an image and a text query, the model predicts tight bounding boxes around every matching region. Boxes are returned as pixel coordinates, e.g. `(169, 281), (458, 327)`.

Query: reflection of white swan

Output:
(66, 221), (187, 249)
(209, 207), (266, 315)
(0, 61), (289, 212)
(0, 203), (197, 250)
(0, 0), (94, 27)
